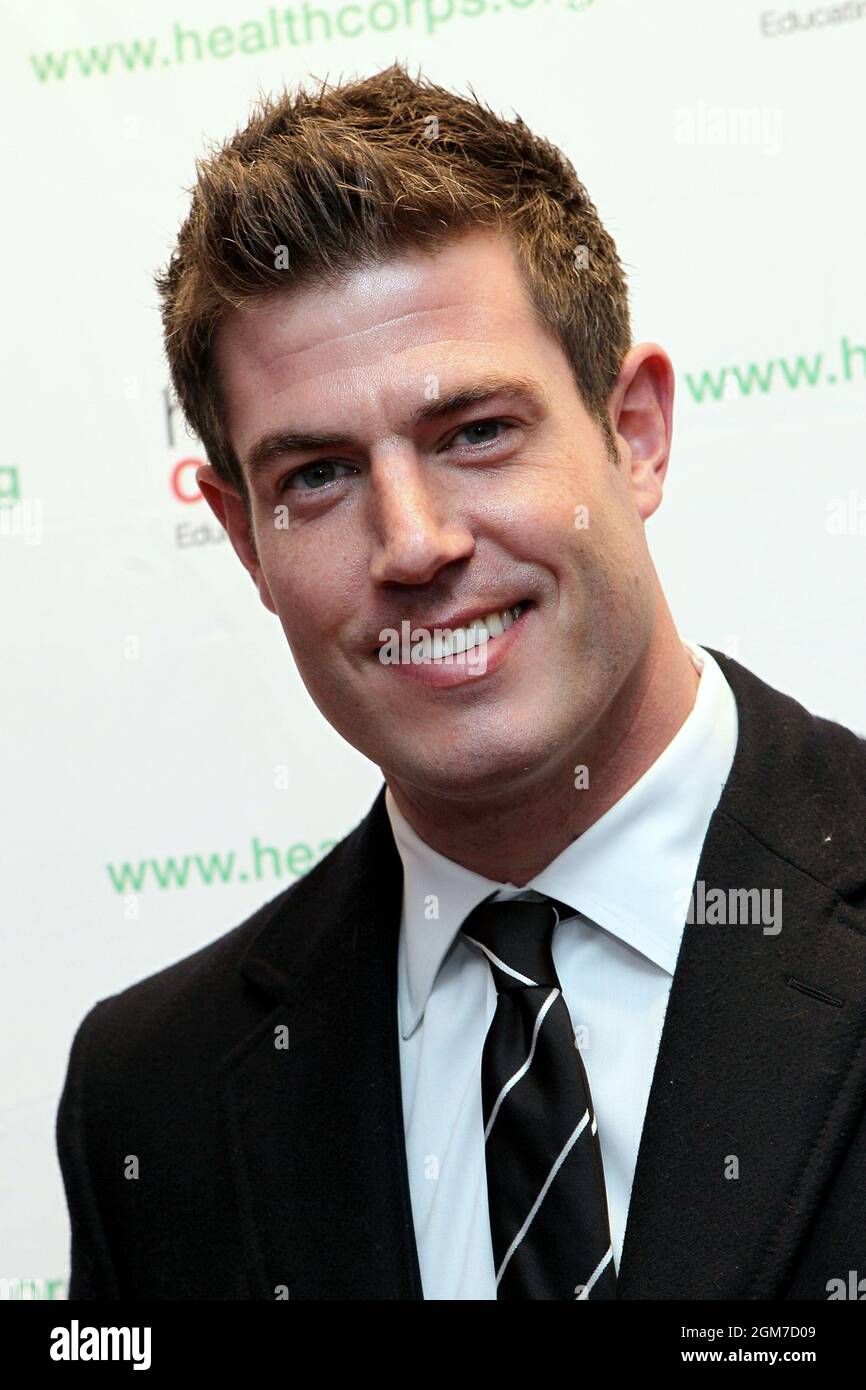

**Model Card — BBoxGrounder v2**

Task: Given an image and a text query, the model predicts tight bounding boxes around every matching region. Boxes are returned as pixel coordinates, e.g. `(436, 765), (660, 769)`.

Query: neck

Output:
(385, 618), (700, 886)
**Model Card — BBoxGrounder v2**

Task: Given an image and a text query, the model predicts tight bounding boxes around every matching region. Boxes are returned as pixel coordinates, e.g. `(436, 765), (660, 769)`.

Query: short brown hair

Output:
(155, 61), (631, 509)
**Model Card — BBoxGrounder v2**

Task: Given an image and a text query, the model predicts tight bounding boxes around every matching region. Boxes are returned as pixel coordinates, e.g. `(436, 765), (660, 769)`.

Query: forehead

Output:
(214, 229), (548, 427)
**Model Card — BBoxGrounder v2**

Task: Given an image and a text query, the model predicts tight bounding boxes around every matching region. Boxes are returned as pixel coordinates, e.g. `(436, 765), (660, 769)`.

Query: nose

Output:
(368, 452), (475, 586)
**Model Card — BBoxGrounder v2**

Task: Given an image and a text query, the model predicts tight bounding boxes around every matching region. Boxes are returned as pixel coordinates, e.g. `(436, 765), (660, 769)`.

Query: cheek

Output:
(555, 496), (642, 612)
(503, 454), (604, 547)
(261, 531), (361, 650)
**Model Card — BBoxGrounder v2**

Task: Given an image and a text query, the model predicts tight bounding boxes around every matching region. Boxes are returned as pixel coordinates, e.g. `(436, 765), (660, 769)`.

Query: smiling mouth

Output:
(374, 600), (533, 661)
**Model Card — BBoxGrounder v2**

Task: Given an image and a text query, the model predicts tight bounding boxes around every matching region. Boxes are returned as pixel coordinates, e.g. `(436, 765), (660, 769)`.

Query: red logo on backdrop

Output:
(171, 458), (204, 504)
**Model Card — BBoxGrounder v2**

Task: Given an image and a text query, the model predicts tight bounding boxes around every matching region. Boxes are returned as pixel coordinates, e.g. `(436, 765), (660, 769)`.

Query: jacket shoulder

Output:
(707, 649), (866, 900)
(68, 802), (373, 1070)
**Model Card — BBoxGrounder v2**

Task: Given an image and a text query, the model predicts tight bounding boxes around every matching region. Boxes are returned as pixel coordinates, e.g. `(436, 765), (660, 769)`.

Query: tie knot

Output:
(460, 893), (566, 991)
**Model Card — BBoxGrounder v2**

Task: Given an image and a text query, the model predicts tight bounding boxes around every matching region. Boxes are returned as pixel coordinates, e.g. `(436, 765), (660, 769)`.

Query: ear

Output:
(196, 464), (277, 615)
(606, 343), (675, 522)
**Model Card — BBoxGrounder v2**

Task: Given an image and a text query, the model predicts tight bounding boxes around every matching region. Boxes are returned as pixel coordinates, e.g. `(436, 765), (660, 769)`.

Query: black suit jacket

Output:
(56, 650), (866, 1299)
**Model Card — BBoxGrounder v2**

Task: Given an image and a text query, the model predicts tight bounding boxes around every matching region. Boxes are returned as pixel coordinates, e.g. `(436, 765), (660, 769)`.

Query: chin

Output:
(395, 739), (552, 803)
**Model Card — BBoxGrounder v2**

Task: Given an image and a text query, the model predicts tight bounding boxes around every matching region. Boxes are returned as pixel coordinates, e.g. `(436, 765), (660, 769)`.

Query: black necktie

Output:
(460, 892), (617, 1299)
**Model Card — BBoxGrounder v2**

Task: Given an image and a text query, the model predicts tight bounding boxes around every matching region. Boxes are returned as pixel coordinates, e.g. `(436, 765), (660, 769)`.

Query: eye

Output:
(279, 460), (355, 494)
(449, 418), (513, 449)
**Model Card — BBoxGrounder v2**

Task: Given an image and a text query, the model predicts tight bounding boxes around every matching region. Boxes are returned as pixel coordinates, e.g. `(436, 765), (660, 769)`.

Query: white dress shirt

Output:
(385, 639), (739, 1299)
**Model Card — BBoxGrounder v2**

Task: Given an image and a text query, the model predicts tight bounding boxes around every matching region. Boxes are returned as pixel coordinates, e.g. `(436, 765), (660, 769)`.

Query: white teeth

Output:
(418, 603), (526, 660)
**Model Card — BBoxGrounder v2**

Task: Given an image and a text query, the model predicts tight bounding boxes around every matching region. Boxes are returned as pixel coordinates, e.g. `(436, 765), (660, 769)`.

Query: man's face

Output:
(208, 228), (670, 802)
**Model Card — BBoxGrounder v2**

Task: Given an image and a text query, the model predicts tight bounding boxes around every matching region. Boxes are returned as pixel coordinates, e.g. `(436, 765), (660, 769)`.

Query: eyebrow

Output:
(242, 375), (548, 481)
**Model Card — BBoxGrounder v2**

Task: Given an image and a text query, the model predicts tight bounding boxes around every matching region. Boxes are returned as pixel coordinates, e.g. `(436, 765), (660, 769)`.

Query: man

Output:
(57, 62), (866, 1300)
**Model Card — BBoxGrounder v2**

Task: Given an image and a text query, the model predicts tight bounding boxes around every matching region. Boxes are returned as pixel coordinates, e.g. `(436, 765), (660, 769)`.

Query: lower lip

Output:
(373, 605), (534, 688)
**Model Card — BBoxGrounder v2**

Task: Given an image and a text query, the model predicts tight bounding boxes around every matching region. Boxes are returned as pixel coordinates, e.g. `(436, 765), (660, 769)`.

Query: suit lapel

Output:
(221, 786), (423, 1299)
(618, 650), (866, 1298)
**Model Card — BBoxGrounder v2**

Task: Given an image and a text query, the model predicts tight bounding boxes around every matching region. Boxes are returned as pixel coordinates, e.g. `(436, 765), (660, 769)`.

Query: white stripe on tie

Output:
(575, 1246), (613, 1300)
(484, 988), (560, 1141)
(463, 935), (538, 987)
(495, 1108), (591, 1286)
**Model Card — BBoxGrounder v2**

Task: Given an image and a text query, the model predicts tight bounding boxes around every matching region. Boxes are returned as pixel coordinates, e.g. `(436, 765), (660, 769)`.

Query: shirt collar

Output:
(387, 641), (739, 1039)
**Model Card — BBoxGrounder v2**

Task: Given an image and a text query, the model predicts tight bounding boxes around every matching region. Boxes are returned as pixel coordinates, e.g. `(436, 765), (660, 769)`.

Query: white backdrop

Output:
(2, 0), (864, 1297)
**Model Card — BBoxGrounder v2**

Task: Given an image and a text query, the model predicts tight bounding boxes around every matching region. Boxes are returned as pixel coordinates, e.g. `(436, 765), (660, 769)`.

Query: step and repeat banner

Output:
(1, 0), (864, 1297)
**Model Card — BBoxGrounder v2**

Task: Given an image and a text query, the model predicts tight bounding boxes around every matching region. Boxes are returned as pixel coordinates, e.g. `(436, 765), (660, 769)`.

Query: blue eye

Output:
(281, 460), (352, 493)
(454, 419), (506, 447)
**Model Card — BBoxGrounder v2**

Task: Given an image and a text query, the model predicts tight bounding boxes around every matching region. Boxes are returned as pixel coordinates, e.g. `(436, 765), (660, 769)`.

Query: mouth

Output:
(373, 599), (534, 660)
(371, 599), (536, 689)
